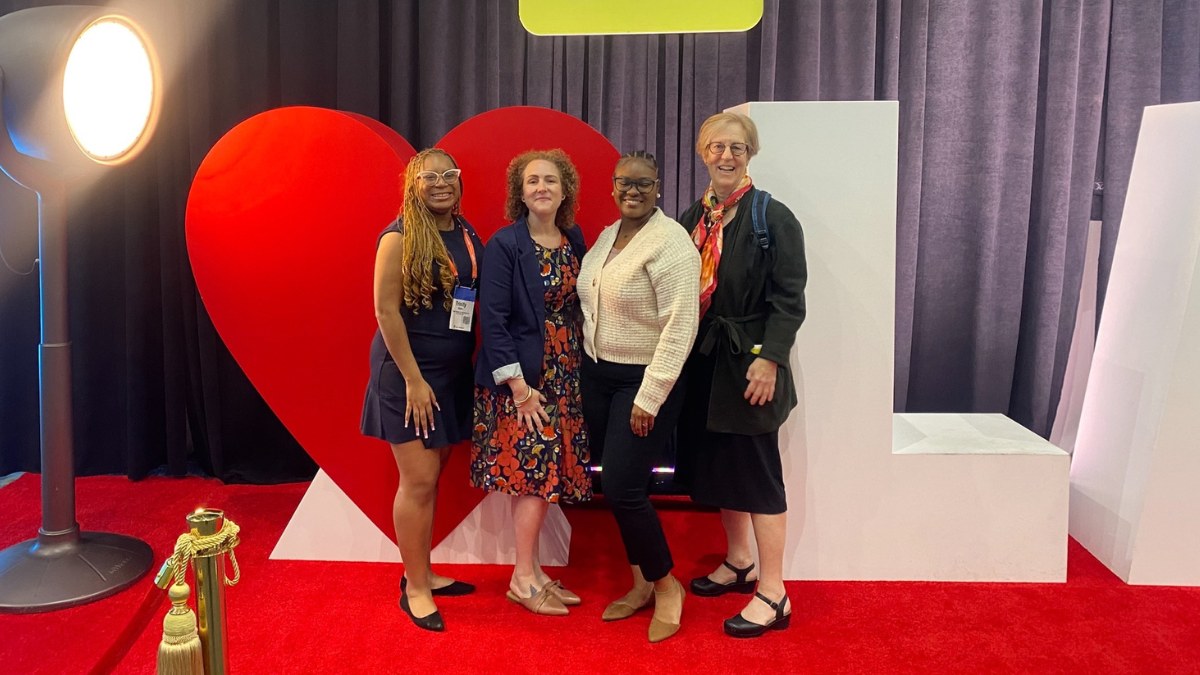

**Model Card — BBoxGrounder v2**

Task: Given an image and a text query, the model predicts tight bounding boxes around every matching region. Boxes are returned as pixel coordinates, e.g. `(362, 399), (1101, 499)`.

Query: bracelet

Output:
(513, 387), (534, 405)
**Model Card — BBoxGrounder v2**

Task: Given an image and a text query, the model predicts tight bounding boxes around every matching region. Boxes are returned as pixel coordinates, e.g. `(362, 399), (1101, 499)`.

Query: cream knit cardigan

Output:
(578, 208), (701, 415)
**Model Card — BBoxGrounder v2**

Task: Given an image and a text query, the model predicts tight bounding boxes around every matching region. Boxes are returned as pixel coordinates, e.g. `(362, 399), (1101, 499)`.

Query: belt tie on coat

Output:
(697, 312), (766, 356)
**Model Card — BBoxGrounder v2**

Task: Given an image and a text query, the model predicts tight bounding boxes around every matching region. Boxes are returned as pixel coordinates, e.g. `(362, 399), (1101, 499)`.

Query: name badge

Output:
(449, 286), (476, 332)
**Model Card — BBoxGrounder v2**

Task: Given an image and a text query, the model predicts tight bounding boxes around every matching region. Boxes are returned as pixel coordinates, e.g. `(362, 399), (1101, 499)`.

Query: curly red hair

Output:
(504, 149), (580, 231)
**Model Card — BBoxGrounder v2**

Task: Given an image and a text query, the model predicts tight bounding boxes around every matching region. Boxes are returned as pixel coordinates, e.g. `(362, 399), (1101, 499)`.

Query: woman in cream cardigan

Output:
(578, 150), (700, 643)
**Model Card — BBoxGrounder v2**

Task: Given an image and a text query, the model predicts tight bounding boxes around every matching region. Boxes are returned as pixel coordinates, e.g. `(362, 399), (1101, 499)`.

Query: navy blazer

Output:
(474, 219), (588, 392)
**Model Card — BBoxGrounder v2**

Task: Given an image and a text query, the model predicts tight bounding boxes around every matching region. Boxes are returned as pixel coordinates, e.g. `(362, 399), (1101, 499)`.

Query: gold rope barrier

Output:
(154, 509), (241, 675)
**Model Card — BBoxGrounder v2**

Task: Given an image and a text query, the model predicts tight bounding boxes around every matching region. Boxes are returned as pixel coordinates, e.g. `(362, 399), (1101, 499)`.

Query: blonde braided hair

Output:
(400, 148), (460, 313)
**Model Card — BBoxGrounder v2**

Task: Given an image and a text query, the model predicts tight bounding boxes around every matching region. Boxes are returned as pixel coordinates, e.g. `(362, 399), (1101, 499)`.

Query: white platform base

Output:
(781, 412), (1069, 582)
(270, 470), (571, 566)
(886, 413), (1070, 582)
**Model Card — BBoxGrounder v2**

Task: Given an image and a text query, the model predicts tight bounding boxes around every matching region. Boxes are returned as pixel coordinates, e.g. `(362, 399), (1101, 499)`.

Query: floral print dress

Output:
(470, 238), (592, 503)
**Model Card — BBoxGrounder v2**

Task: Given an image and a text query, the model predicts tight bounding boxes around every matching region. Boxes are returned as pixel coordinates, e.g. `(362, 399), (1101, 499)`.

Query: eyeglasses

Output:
(706, 142), (749, 157)
(613, 176), (658, 194)
(416, 169), (462, 185)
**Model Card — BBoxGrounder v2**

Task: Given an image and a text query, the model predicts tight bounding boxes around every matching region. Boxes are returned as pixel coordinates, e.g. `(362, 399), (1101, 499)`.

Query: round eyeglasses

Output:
(706, 142), (749, 157)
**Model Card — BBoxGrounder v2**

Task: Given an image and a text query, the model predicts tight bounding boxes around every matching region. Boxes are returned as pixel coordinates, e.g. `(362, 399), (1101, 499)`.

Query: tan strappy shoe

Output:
(506, 584), (570, 616)
(545, 579), (582, 606)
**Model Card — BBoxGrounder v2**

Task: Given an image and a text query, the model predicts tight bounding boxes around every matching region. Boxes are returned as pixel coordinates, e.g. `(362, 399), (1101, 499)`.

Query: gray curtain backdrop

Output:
(1, 0), (1198, 478)
(897, 1), (1113, 434)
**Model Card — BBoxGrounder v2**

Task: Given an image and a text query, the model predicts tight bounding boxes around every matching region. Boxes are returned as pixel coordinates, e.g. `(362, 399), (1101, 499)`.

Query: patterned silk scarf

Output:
(692, 174), (754, 316)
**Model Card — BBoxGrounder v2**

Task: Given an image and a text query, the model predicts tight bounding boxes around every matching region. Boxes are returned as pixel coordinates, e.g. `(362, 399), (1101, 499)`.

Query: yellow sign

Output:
(519, 0), (763, 36)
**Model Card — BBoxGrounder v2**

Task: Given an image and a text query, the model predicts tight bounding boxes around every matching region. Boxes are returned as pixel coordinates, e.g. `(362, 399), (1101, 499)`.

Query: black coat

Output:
(678, 187), (808, 435)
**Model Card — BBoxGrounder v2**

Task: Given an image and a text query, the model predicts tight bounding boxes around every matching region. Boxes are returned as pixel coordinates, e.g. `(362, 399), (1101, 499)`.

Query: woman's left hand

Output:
(630, 404), (656, 437)
(744, 357), (778, 406)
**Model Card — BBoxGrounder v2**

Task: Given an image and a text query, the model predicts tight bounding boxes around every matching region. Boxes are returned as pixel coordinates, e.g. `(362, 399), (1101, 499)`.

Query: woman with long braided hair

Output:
(361, 148), (483, 632)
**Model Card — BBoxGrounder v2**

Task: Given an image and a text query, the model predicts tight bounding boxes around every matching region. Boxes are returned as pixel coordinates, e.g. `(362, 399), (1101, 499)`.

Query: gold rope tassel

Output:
(154, 511), (242, 675)
(157, 581), (204, 675)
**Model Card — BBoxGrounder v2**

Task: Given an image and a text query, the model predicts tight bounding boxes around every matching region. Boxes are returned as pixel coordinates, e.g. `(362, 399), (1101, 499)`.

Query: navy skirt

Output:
(360, 325), (474, 448)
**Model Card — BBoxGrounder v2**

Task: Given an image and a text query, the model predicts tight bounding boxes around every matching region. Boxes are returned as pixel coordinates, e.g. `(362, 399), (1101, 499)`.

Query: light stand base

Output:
(0, 532), (153, 613)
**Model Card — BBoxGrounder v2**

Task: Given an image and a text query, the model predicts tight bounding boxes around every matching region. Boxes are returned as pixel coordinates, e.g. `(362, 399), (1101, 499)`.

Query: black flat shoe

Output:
(402, 576), (476, 597)
(399, 592), (445, 632)
(690, 560), (757, 597)
(723, 591), (791, 638)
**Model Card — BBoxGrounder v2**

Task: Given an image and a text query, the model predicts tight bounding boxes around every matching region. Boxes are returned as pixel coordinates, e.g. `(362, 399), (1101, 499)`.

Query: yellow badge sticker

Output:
(519, 0), (763, 36)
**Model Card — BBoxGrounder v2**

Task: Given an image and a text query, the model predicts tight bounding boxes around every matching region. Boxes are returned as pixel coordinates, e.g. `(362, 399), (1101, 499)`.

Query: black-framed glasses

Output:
(416, 169), (462, 185)
(613, 176), (658, 194)
(706, 142), (749, 157)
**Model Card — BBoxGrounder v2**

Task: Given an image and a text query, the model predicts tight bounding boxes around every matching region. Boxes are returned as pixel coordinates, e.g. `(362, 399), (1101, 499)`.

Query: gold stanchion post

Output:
(186, 509), (229, 675)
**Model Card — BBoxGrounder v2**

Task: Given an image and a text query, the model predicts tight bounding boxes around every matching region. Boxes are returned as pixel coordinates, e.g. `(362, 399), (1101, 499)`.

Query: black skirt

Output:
(674, 349), (787, 515)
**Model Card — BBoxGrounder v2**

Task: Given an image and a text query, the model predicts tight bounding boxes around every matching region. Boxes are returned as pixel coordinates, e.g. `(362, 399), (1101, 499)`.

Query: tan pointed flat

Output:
(648, 576), (685, 643)
(546, 580), (582, 606)
(602, 584), (654, 621)
(506, 585), (570, 616)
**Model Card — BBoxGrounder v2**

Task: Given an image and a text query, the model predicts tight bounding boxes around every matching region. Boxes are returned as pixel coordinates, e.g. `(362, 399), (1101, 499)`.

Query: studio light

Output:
(0, 6), (162, 613)
(62, 18), (158, 162)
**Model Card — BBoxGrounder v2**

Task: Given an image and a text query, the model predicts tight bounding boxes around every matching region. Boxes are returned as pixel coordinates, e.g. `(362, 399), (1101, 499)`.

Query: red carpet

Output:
(1, 473), (1199, 674)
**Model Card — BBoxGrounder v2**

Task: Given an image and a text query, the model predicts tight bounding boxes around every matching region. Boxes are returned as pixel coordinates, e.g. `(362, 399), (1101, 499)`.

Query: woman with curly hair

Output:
(471, 149), (591, 616)
(361, 148), (483, 632)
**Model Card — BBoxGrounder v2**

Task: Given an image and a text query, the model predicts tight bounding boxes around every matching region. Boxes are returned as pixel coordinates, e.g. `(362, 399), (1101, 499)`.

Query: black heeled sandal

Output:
(690, 560), (757, 597)
(399, 591), (445, 632)
(723, 591), (791, 638)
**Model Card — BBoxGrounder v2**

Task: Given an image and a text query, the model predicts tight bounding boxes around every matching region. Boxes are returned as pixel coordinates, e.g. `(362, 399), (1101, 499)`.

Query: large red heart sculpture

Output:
(186, 106), (619, 547)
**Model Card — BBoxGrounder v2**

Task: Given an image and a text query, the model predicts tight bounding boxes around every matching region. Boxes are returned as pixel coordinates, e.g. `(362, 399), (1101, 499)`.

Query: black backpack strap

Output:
(750, 189), (772, 250)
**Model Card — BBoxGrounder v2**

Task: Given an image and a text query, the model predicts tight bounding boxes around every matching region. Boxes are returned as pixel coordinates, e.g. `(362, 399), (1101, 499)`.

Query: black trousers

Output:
(581, 357), (686, 582)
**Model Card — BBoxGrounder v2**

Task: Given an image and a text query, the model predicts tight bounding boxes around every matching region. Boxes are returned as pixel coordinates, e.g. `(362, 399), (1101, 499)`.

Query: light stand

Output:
(0, 6), (162, 613)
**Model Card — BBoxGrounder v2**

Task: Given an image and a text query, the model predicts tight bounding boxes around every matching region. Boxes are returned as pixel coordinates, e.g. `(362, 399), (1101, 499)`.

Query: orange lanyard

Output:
(444, 223), (478, 287)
